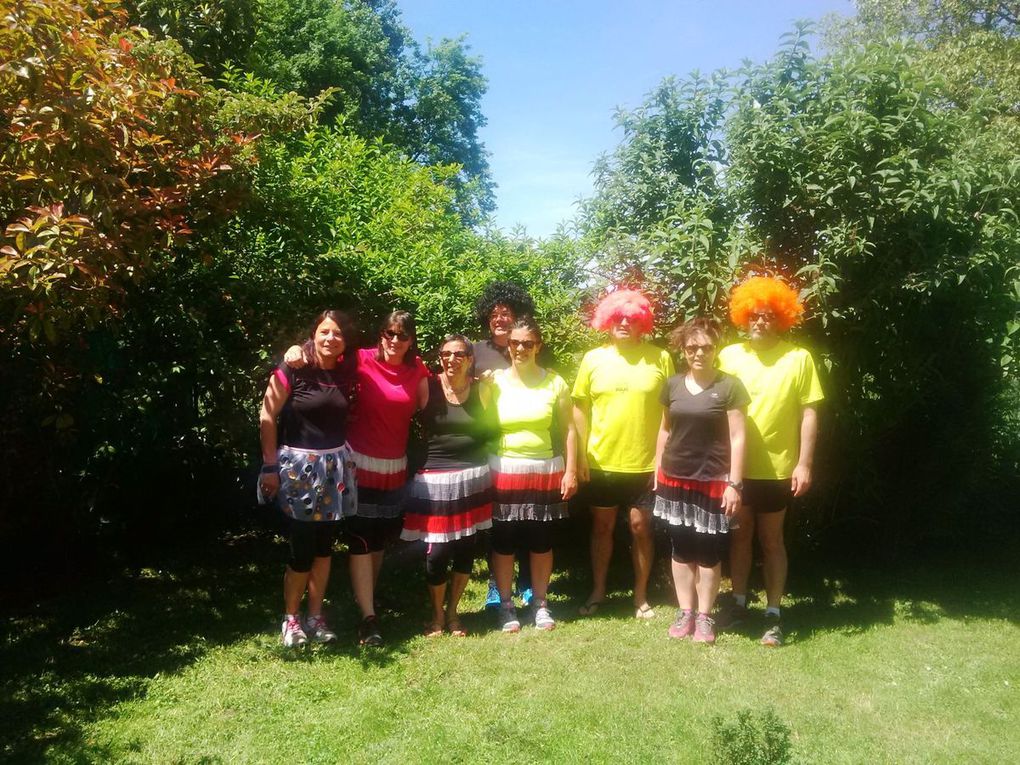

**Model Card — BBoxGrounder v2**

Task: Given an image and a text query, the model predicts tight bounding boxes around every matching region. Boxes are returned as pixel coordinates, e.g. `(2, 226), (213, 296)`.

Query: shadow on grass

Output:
(2, 513), (1016, 761)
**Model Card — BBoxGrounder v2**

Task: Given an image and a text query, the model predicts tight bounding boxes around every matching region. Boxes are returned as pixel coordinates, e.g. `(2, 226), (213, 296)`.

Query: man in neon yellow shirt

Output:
(717, 276), (824, 647)
(573, 291), (675, 618)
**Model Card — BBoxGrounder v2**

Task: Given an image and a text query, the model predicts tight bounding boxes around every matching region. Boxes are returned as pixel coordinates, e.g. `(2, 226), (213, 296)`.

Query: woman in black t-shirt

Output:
(653, 317), (749, 645)
(401, 334), (496, 637)
(259, 310), (358, 648)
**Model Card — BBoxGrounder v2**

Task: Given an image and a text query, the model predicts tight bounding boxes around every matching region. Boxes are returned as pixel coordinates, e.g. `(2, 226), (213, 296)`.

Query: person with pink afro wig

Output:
(590, 289), (655, 335)
(715, 275), (824, 647)
(573, 289), (674, 619)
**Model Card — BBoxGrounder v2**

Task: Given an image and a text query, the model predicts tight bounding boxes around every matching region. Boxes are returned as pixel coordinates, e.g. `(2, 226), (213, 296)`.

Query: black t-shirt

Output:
(421, 377), (496, 469)
(660, 371), (750, 480)
(472, 339), (511, 375)
(277, 363), (352, 450)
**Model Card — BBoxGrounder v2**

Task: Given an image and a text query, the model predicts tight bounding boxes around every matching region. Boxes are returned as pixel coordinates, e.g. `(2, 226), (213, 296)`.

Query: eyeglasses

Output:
(684, 343), (715, 354)
(382, 329), (410, 342)
(749, 312), (776, 325)
(508, 339), (536, 350)
(439, 350), (469, 359)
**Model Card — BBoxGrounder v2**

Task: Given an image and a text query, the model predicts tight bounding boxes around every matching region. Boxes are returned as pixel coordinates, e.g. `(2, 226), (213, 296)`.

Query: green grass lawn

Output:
(2, 530), (1017, 764)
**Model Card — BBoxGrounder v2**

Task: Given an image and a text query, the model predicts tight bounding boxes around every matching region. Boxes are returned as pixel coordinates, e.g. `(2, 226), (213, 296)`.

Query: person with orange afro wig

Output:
(728, 276), (804, 332)
(716, 275), (824, 647)
(573, 289), (674, 619)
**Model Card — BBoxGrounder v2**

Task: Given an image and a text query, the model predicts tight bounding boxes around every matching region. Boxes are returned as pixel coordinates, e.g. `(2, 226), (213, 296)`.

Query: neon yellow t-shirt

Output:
(492, 369), (568, 459)
(571, 343), (675, 473)
(718, 340), (824, 479)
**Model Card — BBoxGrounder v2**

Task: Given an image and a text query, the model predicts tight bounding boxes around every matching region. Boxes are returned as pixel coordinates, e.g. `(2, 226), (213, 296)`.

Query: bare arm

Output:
(653, 409), (670, 489)
(723, 408), (746, 515)
(258, 374), (289, 498)
(560, 390), (578, 500)
(572, 400), (591, 483)
(283, 344), (306, 368)
(791, 405), (818, 497)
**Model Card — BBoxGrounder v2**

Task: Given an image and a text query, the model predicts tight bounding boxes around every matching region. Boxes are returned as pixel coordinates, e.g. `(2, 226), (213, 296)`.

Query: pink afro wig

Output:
(729, 276), (804, 331)
(591, 290), (654, 335)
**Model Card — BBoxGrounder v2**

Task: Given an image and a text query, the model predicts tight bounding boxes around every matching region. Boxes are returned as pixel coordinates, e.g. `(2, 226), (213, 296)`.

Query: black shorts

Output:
(666, 523), (728, 568)
(742, 479), (792, 514)
(584, 469), (654, 511)
(343, 515), (403, 555)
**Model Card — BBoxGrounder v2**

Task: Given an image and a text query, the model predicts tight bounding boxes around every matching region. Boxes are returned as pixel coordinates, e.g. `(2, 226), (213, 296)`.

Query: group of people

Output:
(258, 277), (823, 649)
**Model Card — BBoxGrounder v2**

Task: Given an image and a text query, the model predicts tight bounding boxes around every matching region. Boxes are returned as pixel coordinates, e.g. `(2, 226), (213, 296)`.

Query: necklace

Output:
(440, 375), (470, 402)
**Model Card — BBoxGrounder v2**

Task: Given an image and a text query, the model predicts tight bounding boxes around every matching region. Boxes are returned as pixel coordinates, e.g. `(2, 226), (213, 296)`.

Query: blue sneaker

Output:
(520, 587), (534, 608)
(485, 579), (501, 610)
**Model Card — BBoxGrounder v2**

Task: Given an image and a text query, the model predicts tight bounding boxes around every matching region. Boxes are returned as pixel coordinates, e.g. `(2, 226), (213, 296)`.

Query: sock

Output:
(733, 594), (747, 608)
(765, 606), (781, 618)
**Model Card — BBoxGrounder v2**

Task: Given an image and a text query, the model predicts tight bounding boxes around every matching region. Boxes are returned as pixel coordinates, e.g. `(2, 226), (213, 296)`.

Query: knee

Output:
(629, 512), (652, 538)
(591, 513), (615, 537)
(758, 532), (786, 557)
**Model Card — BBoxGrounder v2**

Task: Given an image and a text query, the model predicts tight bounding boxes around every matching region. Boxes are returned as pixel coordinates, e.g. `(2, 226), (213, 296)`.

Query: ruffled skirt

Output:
(349, 449), (406, 519)
(401, 464), (494, 542)
(490, 454), (568, 522)
(653, 469), (729, 534)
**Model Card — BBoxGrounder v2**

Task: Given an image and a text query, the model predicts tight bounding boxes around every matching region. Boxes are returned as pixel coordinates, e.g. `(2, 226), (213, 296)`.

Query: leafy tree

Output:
(0, 0), (250, 341)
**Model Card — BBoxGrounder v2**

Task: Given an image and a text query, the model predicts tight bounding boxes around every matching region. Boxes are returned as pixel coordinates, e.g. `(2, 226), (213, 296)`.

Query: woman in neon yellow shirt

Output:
(485, 317), (578, 633)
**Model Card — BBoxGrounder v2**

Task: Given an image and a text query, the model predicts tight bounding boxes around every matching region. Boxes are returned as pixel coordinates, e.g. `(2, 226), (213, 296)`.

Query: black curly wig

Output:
(474, 281), (536, 333)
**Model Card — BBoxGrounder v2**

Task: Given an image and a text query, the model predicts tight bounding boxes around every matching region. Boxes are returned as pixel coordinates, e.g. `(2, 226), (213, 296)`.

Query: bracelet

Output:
(260, 464), (279, 475)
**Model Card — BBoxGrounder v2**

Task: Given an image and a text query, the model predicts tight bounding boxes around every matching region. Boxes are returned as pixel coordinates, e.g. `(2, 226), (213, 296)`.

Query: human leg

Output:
(756, 509), (787, 611)
(583, 506), (617, 610)
(629, 506), (655, 615)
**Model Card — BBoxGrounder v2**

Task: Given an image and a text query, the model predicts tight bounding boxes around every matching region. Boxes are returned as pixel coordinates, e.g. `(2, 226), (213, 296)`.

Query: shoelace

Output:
(286, 616), (304, 633)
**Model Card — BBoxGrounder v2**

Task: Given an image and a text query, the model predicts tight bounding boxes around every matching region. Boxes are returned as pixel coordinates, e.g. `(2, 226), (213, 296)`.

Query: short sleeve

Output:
(273, 362), (294, 392)
(659, 376), (673, 407)
(724, 374), (751, 410)
(552, 373), (569, 401)
(413, 355), (430, 382)
(571, 352), (592, 401)
(659, 348), (676, 379)
(797, 351), (825, 405)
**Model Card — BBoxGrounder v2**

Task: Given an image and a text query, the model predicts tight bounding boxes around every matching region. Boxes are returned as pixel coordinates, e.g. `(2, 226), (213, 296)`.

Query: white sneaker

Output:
(305, 614), (337, 644)
(281, 614), (308, 647)
(534, 601), (556, 631)
(498, 602), (521, 633)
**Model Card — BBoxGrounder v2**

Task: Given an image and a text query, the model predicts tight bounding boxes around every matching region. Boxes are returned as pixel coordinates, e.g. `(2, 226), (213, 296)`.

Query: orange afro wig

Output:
(729, 276), (804, 331)
(591, 289), (654, 335)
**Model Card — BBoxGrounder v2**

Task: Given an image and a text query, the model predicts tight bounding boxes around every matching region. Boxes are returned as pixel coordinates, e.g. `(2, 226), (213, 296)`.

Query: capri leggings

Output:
(425, 537), (477, 586)
(667, 523), (728, 568)
(491, 520), (557, 556)
(288, 520), (341, 573)
(343, 515), (403, 555)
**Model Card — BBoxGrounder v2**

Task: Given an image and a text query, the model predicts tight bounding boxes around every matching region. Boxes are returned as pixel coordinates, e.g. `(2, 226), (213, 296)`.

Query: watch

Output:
(727, 480), (743, 492)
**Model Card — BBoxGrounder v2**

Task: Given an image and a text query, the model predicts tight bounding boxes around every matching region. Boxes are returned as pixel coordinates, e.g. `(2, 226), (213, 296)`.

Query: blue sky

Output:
(398, 0), (856, 237)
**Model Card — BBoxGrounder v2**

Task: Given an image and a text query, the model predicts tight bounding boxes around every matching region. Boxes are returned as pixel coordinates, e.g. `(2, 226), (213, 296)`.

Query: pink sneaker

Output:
(281, 615), (308, 647)
(668, 609), (695, 639)
(693, 613), (716, 644)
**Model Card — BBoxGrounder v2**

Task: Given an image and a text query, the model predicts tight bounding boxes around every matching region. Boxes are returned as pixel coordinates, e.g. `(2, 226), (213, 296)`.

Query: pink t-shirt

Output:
(347, 347), (429, 459)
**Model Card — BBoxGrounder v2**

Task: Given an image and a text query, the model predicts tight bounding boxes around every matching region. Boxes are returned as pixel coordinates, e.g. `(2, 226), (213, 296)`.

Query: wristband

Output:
(261, 464), (279, 475)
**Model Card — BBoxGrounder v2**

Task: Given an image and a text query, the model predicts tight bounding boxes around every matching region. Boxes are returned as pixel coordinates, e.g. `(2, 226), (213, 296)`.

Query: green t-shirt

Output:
(571, 342), (675, 473)
(492, 369), (568, 460)
(718, 339), (824, 480)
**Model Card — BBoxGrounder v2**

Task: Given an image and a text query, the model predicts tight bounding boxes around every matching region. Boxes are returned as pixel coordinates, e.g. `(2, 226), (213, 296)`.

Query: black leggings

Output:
(667, 524), (728, 568)
(491, 519), (557, 556)
(425, 537), (477, 586)
(343, 515), (402, 555)
(288, 520), (341, 573)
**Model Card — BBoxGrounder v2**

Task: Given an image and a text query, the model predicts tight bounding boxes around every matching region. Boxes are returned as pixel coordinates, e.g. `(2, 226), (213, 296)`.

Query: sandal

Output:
(578, 600), (604, 617)
(447, 620), (468, 638)
(635, 604), (656, 620)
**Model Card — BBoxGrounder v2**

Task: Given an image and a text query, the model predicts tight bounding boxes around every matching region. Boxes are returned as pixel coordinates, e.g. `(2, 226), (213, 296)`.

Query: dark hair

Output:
(437, 333), (473, 355)
(509, 315), (543, 345)
(376, 309), (418, 367)
(668, 317), (721, 365)
(474, 281), (536, 333)
(302, 310), (358, 378)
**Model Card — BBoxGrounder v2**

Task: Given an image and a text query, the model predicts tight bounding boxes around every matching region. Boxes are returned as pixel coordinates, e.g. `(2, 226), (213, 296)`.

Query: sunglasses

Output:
(508, 339), (536, 350)
(382, 329), (411, 342)
(749, 312), (776, 324)
(684, 343), (715, 354)
(439, 350), (470, 359)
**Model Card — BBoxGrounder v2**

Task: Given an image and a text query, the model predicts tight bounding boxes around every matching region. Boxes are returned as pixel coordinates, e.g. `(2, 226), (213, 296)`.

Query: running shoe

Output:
(497, 602), (521, 633)
(668, 609), (695, 640)
(358, 615), (383, 647)
(693, 613), (717, 644)
(761, 613), (783, 647)
(485, 579), (501, 610)
(305, 614), (337, 644)
(533, 601), (555, 631)
(715, 601), (749, 631)
(520, 587), (534, 608)
(281, 615), (308, 647)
